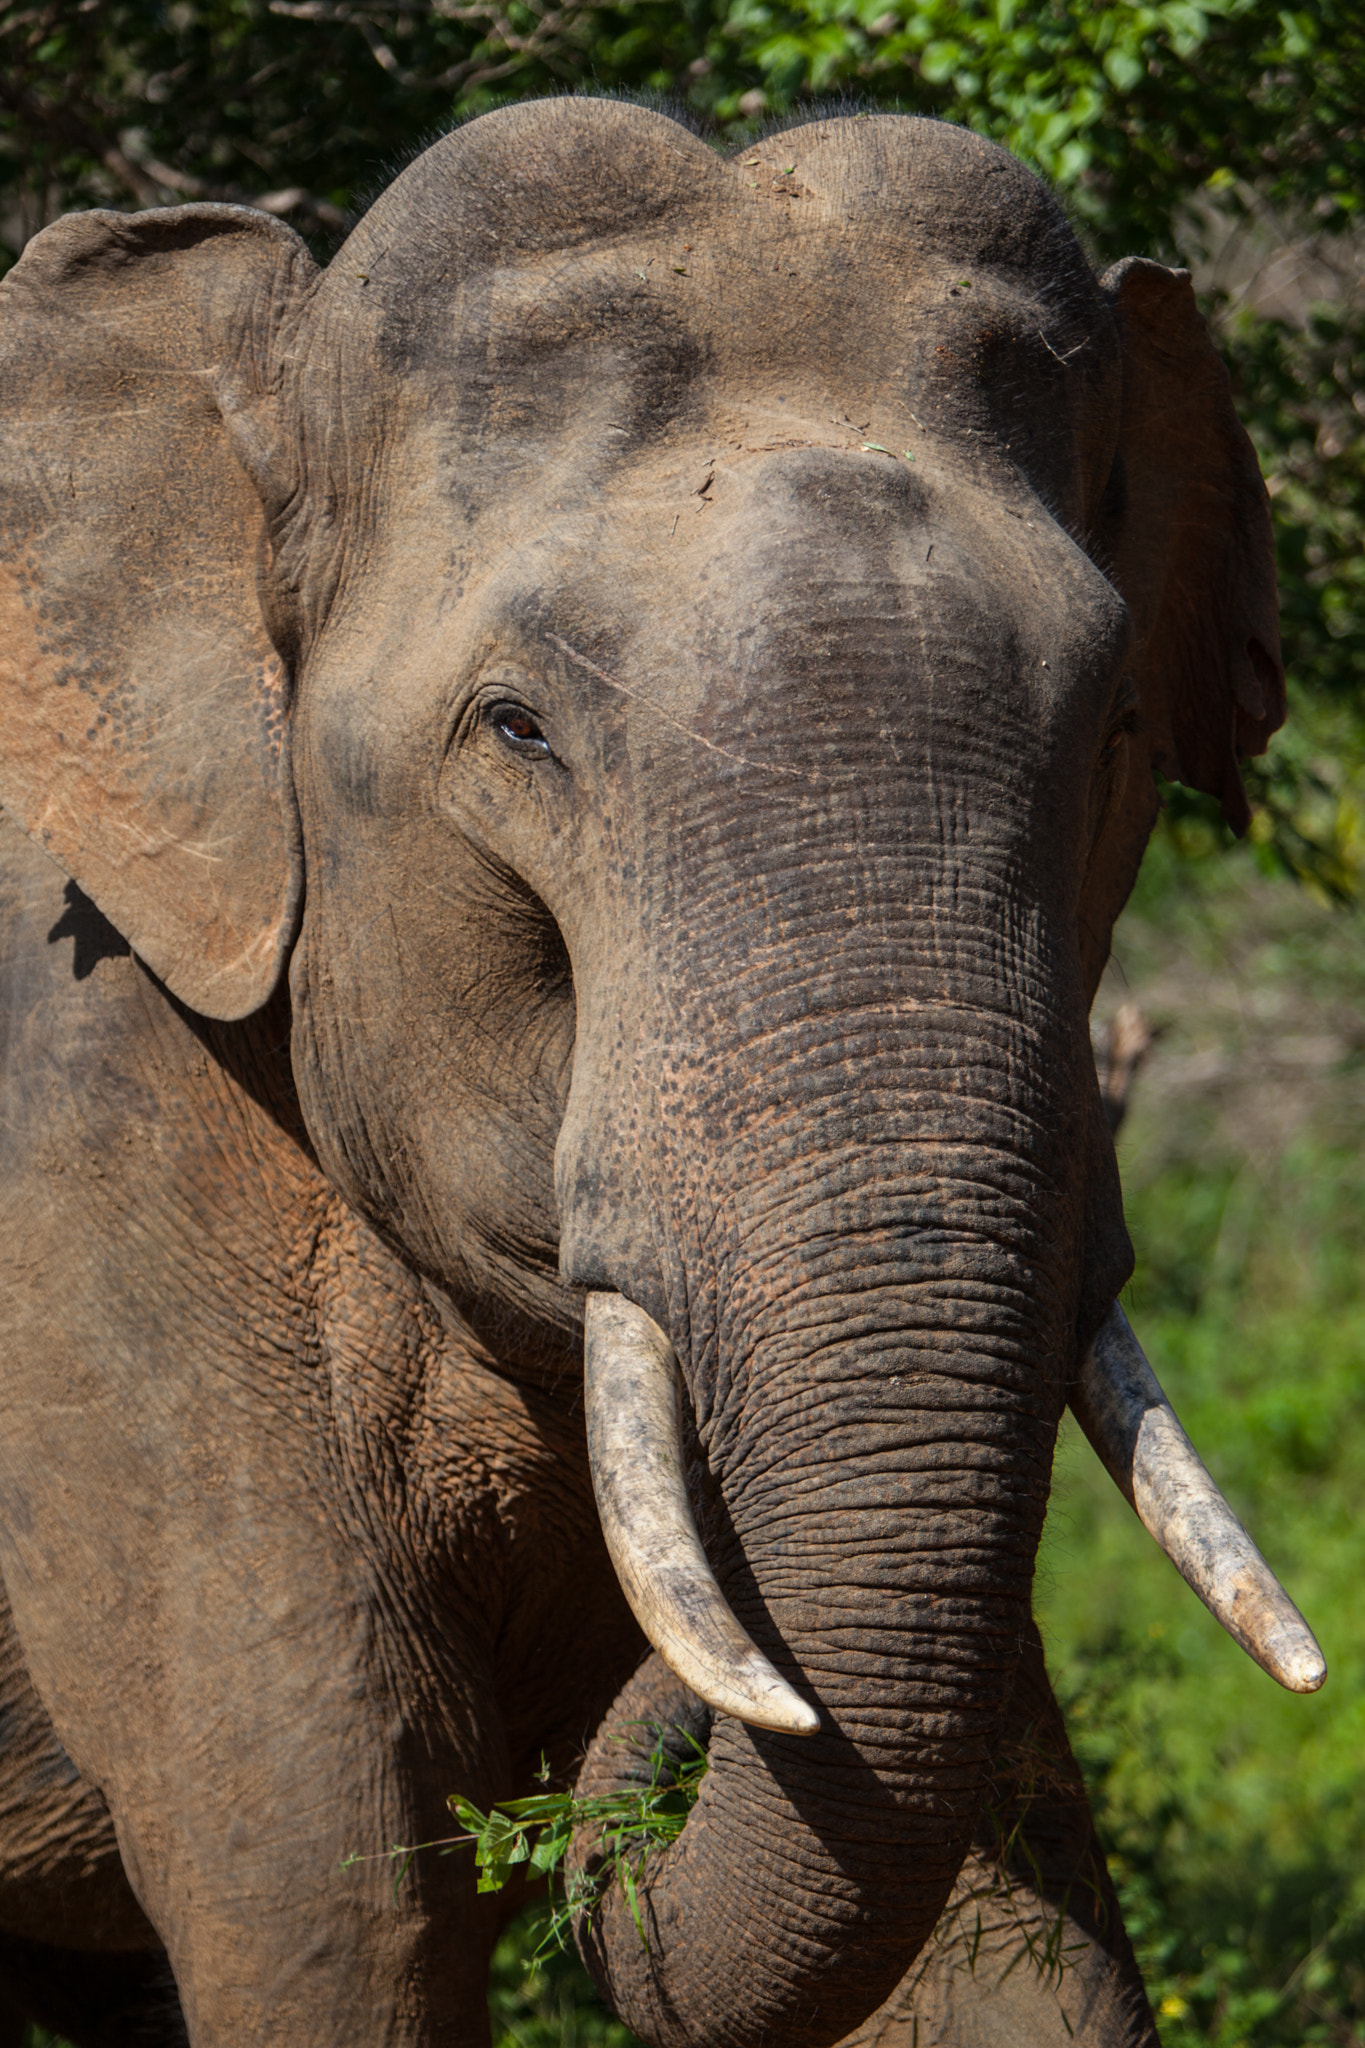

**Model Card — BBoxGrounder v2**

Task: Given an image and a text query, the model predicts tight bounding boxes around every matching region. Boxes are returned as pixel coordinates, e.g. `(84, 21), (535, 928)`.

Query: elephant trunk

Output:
(552, 741), (1118, 2042)
(588, 1294), (1327, 1715)
(569, 1244), (1327, 2048)
(570, 1178), (1068, 2047)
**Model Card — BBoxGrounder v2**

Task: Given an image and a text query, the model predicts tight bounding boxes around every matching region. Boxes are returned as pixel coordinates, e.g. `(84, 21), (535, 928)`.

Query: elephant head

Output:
(0, 100), (1320, 2048)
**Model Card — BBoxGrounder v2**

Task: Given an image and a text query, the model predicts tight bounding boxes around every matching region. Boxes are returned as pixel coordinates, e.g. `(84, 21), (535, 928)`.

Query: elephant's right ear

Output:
(0, 205), (315, 1020)
(1099, 257), (1284, 836)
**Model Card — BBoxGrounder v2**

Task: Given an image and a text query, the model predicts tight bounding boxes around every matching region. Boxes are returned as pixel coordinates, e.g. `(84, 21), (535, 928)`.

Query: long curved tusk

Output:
(583, 1291), (820, 1737)
(1072, 1303), (1326, 1695)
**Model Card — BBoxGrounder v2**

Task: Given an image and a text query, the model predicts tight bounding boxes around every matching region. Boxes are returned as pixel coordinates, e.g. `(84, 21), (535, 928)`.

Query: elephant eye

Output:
(1100, 704), (1140, 762)
(490, 702), (552, 756)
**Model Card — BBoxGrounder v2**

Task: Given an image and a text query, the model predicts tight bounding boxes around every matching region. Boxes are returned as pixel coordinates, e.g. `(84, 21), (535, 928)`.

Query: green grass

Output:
(489, 1919), (642, 2048)
(23, 832), (1365, 2048)
(454, 1727), (708, 1962)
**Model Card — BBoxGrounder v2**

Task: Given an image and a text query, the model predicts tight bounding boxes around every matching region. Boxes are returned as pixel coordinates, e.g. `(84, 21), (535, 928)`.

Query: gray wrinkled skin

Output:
(0, 99), (1281, 2048)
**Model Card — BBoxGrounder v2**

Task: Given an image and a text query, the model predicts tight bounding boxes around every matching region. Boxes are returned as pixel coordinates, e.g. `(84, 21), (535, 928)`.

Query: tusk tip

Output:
(1077, 1305), (1330, 1701)
(759, 1688), (821, 1737)
(1274, 1643), (1327, 1695)
(660, 1640), (822, 1736)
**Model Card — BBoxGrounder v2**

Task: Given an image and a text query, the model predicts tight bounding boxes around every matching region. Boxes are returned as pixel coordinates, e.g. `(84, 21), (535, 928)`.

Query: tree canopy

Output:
(2, 0), (1362, 892)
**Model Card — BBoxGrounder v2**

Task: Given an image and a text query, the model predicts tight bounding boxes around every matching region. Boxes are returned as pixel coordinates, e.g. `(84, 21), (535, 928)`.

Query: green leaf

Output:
(1103, 46), (1145, 90)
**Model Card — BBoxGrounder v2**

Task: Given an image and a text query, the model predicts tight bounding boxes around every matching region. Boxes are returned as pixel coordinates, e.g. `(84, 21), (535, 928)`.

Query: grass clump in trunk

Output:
(453, 1726), (708, 1958)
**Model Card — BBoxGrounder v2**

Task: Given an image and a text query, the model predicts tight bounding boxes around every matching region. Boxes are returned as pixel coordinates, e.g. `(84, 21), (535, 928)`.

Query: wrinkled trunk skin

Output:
(842, 1621), (1157, 2047)
(562, 924), (1117, 2046)
(573, 1252), (1067, 2045)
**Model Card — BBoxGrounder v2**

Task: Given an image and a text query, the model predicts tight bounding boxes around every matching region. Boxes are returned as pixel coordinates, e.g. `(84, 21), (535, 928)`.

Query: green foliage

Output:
(667, 1), (1362, 258)
(2, 1), (1360, 257)
(0, 0), (718, 257)
(453, 1729), (708, 1957)
(489, 1913), (645, 2048)
(1232, 308), (1365, 905)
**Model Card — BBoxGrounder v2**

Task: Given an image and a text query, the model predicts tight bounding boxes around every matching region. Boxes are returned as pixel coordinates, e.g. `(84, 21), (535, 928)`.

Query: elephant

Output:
(0, 95), (1326, 2048)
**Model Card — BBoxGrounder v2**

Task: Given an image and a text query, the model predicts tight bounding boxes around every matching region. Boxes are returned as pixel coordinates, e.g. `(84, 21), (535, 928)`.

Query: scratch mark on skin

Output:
(545, 633), (819, 783)
(1037, 331), (1088, 366)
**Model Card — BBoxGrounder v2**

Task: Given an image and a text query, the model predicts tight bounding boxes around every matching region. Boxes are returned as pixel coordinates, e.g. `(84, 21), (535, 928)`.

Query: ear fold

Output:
(0, 204), (315, 1020)
(1099, 257), (1285, 836)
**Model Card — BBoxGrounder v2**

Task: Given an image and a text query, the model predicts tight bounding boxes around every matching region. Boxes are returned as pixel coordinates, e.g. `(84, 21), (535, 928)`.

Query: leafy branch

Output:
(343, 1725), (708, 1962)
(347, 1716), (1098, 2017)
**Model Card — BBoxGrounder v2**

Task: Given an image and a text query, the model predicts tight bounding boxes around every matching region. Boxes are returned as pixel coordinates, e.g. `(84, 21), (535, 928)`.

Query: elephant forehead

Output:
(351, 441), (1126, 775)
(346, 210), (1084, 417)
(315, 250), (1112, 580)
(289, 106), (1122, 581)
(330, 98), (1093, 303)
(615, 453), (1126, 721)
(307, 101), (1113, 435)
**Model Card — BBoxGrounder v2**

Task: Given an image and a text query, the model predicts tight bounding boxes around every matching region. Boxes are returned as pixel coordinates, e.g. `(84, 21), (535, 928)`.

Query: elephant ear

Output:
(1100, 256), (1285, 836)
(0, 204), (315, 1020)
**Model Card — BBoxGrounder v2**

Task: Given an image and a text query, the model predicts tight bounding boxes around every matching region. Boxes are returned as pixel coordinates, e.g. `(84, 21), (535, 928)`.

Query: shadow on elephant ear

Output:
(45, 881), (313, 1160)
(46, 881), (130, 982)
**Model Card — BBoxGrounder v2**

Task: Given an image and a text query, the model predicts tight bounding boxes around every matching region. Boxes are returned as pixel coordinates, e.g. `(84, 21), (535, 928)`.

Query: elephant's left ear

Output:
(1099, 256), (1284, 835)
(0, 205), (315, 1020)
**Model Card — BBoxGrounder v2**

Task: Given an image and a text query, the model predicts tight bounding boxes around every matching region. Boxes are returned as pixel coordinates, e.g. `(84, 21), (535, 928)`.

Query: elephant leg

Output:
(0, 1933), (186, 2048)
(839, 1620), (1159, 2047)
(0, 1572), (159, 1953)
(0, 1575), (180, 2042)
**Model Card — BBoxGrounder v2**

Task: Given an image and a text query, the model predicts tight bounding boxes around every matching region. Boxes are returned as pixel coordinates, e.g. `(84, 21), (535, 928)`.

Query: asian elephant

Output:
(0, 97), (1324, 2048)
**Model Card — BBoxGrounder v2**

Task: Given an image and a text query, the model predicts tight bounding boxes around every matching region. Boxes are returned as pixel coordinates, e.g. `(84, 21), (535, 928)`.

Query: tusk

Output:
(1072, 1303), (1326, 1695)
(583, 1291), (820, 1737)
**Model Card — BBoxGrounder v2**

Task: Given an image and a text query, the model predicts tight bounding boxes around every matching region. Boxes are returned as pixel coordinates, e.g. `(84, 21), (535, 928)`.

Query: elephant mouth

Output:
(584, 1289), (1326, 1714)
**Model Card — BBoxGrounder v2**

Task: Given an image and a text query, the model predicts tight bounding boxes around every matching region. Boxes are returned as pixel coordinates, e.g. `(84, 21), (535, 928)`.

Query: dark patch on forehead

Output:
(474, 259), (702, 377)
(417, 255), (708, 480)
(322, 99), (1102, 352)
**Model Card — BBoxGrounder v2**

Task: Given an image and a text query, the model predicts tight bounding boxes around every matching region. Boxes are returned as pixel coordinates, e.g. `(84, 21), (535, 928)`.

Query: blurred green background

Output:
(3, 2), (1361, 2043)
(1042, 831), (1365, 2047)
